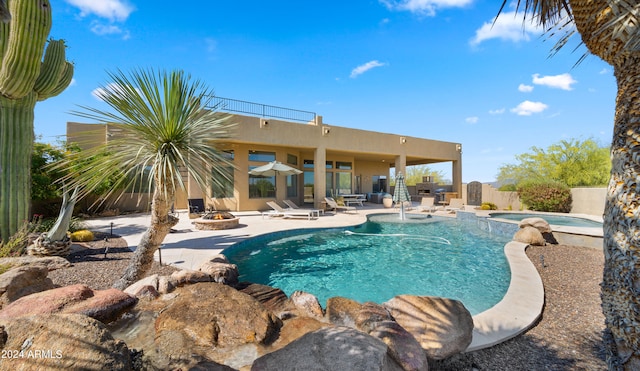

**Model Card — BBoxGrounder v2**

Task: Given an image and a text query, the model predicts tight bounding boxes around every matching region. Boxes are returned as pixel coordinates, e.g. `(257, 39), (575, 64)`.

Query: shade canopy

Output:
(393, 172), (411, 220)
(248, 161), (302, 177)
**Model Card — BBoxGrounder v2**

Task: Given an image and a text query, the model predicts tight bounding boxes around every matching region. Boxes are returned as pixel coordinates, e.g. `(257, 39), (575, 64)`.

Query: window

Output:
(249, 166), (275, 198)
(286, 174), (298, 197)
(212, 150), (234, 198)
(336, 172), (352, 195)
(287, 154), (298, 166)
(303, 159), (314, 168)
(249, 150), (275, 162)
(336, 161), (352, 170)
(325, 172), (333, 197)
(326, 161), (333, 169)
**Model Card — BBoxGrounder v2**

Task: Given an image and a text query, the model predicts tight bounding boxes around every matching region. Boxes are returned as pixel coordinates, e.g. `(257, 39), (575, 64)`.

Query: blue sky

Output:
(35, 0), (616, 183)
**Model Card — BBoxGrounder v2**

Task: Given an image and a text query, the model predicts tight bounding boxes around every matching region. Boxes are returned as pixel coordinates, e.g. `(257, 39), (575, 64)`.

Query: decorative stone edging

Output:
(193, 217), (240, 230)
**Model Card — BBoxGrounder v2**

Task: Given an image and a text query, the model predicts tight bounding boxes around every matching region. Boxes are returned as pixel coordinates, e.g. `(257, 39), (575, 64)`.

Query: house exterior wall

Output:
(66, 110), (463, 212)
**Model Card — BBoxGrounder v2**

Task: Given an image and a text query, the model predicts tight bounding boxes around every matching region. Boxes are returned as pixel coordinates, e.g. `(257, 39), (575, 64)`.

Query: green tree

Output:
(0, 0), (74, 241)
(31, 141), (66, 201)
(502, 1), (640, 367)
(392, 165), (446, 186)
(496, 138), (610, 187)
(55, 68), (234, 289)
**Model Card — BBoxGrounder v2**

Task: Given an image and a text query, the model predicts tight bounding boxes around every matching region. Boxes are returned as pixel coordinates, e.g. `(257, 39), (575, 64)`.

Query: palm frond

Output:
(57, 68), (236, 206)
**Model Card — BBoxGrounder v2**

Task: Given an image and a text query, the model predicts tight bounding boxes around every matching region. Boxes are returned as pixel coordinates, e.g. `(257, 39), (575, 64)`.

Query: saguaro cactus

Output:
(0, 0), (73, 241)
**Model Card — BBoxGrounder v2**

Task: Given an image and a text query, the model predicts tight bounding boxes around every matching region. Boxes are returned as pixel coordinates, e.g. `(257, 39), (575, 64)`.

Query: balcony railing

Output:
(208, 96), (316, 123)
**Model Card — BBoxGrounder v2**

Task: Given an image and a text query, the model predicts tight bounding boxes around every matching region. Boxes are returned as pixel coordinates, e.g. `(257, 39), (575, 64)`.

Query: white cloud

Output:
(489, 108), (505, 115)
(532, 73), (577, 90)
(70, 78), (77, 86)
(511, 100), (548, 116)
(518, 84), (534, 92)
(65, 0), (134, 22)
(470, 11), (543, 46)
(465, 116), (479, 124)
(599, 68), (611, 75)
(205, 38), (218, 53)
(91, 82), (137, 101)
(350, 60), (387, 78)
(379, 0), (473, 16)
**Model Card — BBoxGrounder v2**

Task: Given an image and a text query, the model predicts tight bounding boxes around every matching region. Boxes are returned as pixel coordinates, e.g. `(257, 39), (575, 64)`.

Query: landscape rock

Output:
(170, 269), (212, 286)
(0, 256), (72, 271)
(384, 295), (473, 360)
(251, 326), (404, 371)
(198, 256), (239, 285)
(370, 320), (429, 371)
(269, 317), (331, 351)
(289, 290), (324, 319)
(154, 282), (281, 361)
(325, 296), (362, 327)
(0, 284), (137, 323)
(124, 274), (159, 296)
(514, 226), (546, 246)
(0, 265), (55, 308)
(238, 283), (291, 317)
(0, 314), (131, 370)
(355, 302), (394, 333)
(519, 217), (552, 233)
(157, 275), (177, 294)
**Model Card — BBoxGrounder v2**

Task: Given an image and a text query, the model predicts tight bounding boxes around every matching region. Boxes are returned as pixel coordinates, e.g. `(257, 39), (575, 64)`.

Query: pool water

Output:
(226, 214), (511, 315)
(489, 212), (603, 228)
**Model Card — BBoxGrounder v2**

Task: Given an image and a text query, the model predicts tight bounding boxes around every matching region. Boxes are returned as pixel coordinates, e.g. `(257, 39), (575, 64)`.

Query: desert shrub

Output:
(517, 181), (572, 213)
(0, 219), (36, 257)
(70, 229), (94, 242)
(499, 184), (517, 191)
(480, 202), (498, 210)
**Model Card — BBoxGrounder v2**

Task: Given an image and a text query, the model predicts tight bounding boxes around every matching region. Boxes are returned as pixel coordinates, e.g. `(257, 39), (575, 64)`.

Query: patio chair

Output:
(417, 197), (437, 212)
(188, 198), (206, 215)
(445, 198), (465, 212)
(282, 199), (323, 217)
(264, 201), (318, 220)
(324, 197), (357, 214)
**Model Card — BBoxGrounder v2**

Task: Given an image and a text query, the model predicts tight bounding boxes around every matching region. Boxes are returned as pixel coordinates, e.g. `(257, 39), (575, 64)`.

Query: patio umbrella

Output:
(248, 161), (302, 177)
(249, 161), (302, 196)
(393, 172), (411, 220)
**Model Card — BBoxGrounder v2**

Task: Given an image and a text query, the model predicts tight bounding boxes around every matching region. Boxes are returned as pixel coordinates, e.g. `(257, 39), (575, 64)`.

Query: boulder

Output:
(289, 290), (324, 319)
(198, 256), (239, 285)
(355, 302), (394, 333)
(384, 295), (473, 360)
(514, 226), (546, 246)
(0, 284), (137, 323)
(518, 217), (552, 233)
(124, 274), (159, 297)
(0, 265), (55, 308)
(157, 275), (177, 294)
(170, 269), (212, 286)
(238, 283), (291, 317)
(251, 326), (404, 371)
(370, 320), (429, 371)
(325, 296), (362, 327)
(154, 282), (281, 355)
(0, 256), (72, 271)
(269, 317), (331, 351)
(0, 314), (131, 370)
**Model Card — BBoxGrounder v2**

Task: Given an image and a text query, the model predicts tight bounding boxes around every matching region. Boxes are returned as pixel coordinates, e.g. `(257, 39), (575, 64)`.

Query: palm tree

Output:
(58, 68), (234, 290)
(500, 1), (640, 368)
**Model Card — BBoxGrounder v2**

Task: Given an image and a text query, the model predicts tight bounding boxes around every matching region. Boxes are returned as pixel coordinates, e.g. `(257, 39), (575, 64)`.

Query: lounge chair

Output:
(445, 198), (465, 212)
(264, 201), (318, 220)
(283, 199), (323, 217)
(324, 197), (357, 213)
(417, 197), (437, 212)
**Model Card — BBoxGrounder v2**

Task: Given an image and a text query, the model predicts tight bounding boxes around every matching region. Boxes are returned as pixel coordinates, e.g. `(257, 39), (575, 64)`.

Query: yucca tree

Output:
(57, 68), (234, 290)
(501, 1), (640, 369)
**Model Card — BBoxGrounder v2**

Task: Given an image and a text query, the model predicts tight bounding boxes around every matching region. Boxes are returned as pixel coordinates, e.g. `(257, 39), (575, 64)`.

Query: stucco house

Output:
(66, 98), (462, 212)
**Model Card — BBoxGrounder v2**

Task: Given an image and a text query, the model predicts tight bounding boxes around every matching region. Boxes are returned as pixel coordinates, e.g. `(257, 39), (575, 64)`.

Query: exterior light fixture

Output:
(260, 119), (269, 128)
(400, 137), (407, 144)
(322, 126), (331, 136)
(456, 144), (462, 153)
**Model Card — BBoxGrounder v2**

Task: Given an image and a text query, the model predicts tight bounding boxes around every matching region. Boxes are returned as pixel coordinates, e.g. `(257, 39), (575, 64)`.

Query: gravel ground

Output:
(48, 236), (607, 370)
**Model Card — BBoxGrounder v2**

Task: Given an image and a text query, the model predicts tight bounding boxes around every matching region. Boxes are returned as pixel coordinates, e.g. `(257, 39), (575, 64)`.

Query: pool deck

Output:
(85, 205), (557, 353)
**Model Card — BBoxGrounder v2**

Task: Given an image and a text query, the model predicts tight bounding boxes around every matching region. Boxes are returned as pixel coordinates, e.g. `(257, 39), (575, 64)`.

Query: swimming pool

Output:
(489, 212), (603, 228)
(226, 214), (511, 315)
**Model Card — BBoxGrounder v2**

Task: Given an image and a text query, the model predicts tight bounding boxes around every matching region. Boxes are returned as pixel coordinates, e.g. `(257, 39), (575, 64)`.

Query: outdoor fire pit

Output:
(193, 211), (239, 230)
